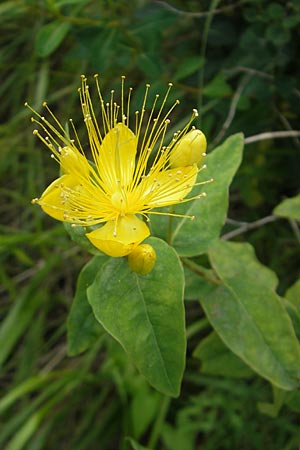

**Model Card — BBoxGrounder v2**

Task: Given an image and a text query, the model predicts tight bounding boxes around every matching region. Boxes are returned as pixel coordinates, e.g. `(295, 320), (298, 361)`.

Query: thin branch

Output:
(222, 215), (278, 240)
(274, 106), (300, 148)
(289, 219), (300, 246)
(224, 66), (300, 100)
(224, 65), (273, 80)
(153, 0), (244, 18)
(226, 217), (248, 226)
(198, 0), (221, 121)
(244, 130), (300, 145)
(182, 258), (223, 285)
(212, 73), (252, 146)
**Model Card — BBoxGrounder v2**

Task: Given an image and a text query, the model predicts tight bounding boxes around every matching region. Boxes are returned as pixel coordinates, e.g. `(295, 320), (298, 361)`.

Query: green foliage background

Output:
(1, 0), (300, 449)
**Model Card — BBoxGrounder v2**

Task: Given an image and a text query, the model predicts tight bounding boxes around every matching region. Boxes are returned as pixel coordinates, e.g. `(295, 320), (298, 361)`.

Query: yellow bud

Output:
(128, 244), (157, 276)
(170, 129), (207, 168)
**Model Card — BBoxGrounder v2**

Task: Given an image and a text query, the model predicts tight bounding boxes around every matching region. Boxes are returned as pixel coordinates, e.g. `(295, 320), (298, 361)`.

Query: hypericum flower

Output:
(26, 75), (209, 257)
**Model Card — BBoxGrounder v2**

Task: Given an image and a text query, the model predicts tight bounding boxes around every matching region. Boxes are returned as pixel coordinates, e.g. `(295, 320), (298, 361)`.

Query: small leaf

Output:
(87, 237), (186, 397)
(173, 56), (205, 81)
(203, 74), (232, 98)
(67, 256), (107, 356)
(258, 386), (286, 418)
(35, 21), (71, 57)
(130, 383), (160, 439)
(200, 240), (300, 390)
(285, 390), (300, 412)
(126, 438), (152, 450)
(273, 195), (300, 221)
(194, 332), (253, 378)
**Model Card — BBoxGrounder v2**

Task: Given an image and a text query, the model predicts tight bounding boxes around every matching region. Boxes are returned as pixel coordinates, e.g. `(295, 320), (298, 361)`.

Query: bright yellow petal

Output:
(37, 173), (110, 225)
(37, 174), (80, 221)
(60, 146), (90, 176)
(137, 165), (198, 207)
(96, 123), (137, 192)
(86, 215), (150, 257)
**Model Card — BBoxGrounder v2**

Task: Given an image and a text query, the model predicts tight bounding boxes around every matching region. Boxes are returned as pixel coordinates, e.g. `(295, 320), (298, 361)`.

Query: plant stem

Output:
(186, 318), (210, 339)
(167, 206), (175, 245)
(147, 395), (170, 449)
(221, 215), (278, 240)
(198, 0), (221, 121)
(182, 258), (222, 285)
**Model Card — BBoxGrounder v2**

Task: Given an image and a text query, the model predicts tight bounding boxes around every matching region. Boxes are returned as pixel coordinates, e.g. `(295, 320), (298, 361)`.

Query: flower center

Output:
(111, 191), (126, 212)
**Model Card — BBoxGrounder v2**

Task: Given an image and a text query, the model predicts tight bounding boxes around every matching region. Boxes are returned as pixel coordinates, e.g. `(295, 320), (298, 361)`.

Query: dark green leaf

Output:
(87, 237), (186, 397)
(200, 240), (300, 390)
(273, 195), (300, 221)
(126, 438), (152, 450)
(173, 56), (205, 81)
(194, 332), (253, 378)
(64, 222), (104, 255)
(285, 279), (300, 310)
(170, 133), (243, 256)
(67, 256), (107, 356)
(130, 382), (160, 439)
(203, 74), (232, 98)
(35, 21), (71, 58)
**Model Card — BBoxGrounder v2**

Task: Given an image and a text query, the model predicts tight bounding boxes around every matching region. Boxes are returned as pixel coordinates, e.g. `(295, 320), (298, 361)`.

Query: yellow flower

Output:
(27, 75), (208, 257)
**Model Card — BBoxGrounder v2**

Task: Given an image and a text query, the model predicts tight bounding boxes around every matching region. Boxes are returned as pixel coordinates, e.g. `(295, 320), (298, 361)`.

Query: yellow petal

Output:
(37, 174), (81, 221)
(96, 123), (137, 192)
(86, 215), (150, 257)
(170, 129), (207, 168)
(138, 165), (198, 207)
(60, 146), (90, 176)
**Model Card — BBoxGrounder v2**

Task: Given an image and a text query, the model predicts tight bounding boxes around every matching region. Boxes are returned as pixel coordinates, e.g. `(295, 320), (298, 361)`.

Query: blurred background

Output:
(1, 1), (300, 449)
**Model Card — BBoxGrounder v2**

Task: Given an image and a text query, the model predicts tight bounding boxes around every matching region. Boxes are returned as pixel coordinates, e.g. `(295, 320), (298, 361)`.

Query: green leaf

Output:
(0, 256), (59, 368)
(200, 240), (300, 390)
(184, 261), (218, 300)
(64, 222), (105, 256)
(35, 20), (71, 58)
(166, 133), (243, 256)
(67, 256), (107, 356)
(285, 390), (300, 412)
(87, 237), (186, 397)
(173, 56), (205, 81)
(126, 438), (152, 450)
(273, 195), (300, 220)
(193, 332), (253, 378)
(130, 382), (160, 439)
(203, 74), (232, 98)
(285, 279), (300, 310)
(258, 386), (286, 418)
(282, 297), (300, 341)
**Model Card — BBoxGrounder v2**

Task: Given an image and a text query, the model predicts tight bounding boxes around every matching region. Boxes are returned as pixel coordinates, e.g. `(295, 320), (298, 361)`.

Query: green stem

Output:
(186, 318), (210, 339)
(182, 258), (222, 285)
(147, 395), (170, 449)
(198, 0), (221, 121)
(167, 206), (175, 245)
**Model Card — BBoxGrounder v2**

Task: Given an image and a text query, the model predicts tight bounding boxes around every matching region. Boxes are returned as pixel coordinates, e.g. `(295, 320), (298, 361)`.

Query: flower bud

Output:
(170, 129), (207, 168)
(128, 244), (156, 275)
